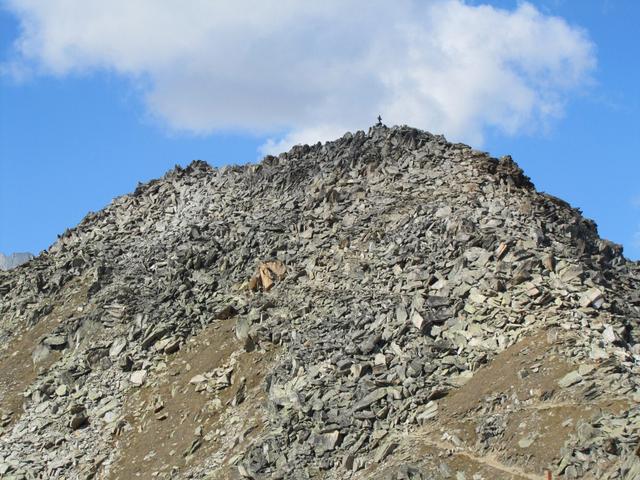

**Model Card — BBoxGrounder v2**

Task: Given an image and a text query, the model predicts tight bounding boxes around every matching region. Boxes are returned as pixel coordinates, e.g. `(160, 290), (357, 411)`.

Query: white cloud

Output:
(3, 0), (595, 152)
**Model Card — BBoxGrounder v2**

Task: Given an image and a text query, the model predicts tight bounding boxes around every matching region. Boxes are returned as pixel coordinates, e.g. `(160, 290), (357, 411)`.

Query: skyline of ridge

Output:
(1, 0), (638, 259)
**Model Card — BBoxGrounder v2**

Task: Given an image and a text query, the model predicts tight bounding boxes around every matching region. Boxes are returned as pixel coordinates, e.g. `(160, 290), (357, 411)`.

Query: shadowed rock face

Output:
(0, 125), (639, 480)
(0, 252), (33, 270)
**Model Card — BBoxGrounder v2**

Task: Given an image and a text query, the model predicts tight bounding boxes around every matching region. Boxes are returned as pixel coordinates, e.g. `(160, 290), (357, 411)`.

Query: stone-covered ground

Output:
(1, 125), (639, 479)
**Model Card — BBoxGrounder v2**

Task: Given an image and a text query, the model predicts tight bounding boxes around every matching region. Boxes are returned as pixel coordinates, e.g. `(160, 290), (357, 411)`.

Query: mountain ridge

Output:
(0, 252), (34, 271)
(0, 124), (639, 479)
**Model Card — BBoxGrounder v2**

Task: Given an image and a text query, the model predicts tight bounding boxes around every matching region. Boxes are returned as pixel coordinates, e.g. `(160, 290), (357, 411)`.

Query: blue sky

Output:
(0, 1), (639, 259)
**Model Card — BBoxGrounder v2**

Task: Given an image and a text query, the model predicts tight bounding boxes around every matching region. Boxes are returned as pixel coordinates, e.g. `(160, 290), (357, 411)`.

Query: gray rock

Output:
(69, 413), (87, 430)
(31, 344), (51, 364)
(579, 287), (604, 308)
(129, 370), (147, 386)
(353, 388), (388, 411)
(310, 430), (341, 454)
(43, 335), (66, 349)
(374, 440), (398, 463)
(558, 370), (583, 388)
(0, 124), (638, 479)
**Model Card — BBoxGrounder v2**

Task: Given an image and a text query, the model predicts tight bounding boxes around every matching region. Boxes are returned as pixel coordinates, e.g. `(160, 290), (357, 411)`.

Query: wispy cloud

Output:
(3, 0), (596, 153)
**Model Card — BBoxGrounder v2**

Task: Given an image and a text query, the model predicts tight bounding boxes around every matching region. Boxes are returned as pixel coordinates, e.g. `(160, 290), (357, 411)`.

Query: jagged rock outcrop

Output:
(0, 125), (639, 480)
(0, 252), (33, 271)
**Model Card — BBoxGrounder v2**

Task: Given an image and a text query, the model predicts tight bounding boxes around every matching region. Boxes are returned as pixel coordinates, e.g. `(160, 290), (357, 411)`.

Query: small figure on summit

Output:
(376, 115), (382, 126)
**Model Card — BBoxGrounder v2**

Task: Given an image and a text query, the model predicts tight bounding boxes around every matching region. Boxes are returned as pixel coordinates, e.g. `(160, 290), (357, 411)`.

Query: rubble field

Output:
(1, 125), (639, 479)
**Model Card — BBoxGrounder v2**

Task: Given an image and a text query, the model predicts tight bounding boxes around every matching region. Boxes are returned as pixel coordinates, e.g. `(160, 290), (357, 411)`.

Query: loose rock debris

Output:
(0, 124), (639, 479)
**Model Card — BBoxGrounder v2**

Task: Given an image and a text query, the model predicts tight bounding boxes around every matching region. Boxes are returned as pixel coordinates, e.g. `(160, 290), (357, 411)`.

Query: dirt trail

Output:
(418, 434), (545, 480)
(365, 329), (631, 479)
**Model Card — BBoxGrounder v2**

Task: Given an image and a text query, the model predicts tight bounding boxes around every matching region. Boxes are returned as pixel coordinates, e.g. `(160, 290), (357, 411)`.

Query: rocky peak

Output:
(0, 125), (638, 479)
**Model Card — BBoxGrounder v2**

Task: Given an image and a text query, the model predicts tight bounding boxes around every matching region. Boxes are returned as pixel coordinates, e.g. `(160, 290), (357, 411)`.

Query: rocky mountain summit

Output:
(0, 252), (33, 271)
(0, 125), (639, 480)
